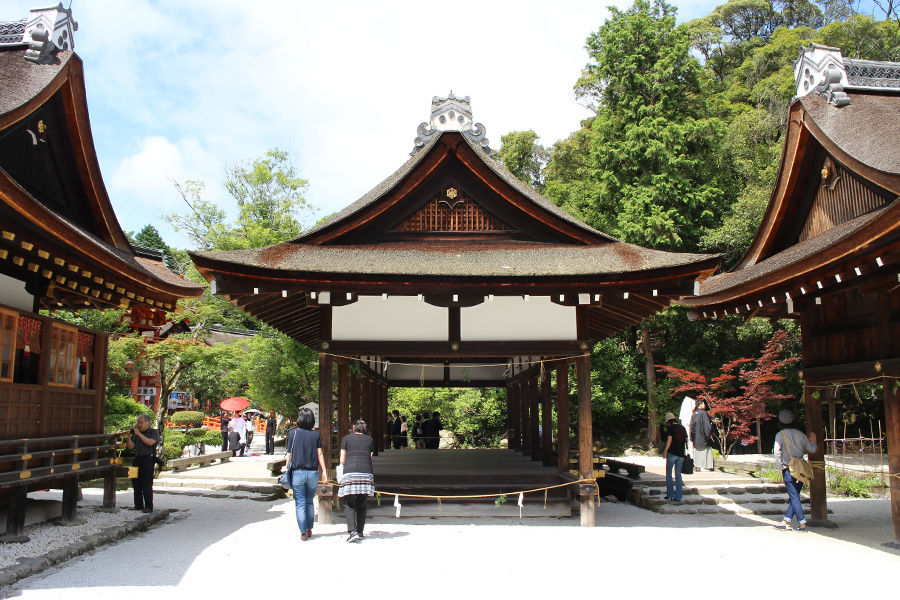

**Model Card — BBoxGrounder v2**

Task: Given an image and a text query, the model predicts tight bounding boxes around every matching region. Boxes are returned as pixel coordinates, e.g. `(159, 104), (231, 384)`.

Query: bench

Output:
(601, 459), (645, 479)
(713, 459), (764, 476)
(267, 458), (287, 476)
(166, 451), (231, 472)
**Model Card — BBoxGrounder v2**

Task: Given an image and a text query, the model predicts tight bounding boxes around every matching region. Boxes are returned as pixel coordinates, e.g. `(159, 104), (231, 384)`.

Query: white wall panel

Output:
(0, 273), (34, 311)
(461, 296), (576, 341)
(332, 296), (447, 341)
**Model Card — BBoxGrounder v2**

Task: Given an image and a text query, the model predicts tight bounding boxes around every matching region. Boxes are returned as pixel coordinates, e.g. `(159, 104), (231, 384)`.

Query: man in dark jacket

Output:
(423, 411), (442, 449)
(220, 412), (230, 451)
(390, 410), (402, 449)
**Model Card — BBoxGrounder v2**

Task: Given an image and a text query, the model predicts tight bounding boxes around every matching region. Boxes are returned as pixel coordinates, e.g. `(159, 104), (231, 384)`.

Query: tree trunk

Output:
(642, 325), (660, 446)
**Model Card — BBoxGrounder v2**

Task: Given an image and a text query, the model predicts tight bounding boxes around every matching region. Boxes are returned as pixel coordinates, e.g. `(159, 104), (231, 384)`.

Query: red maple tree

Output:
(657, 329), (798, 458)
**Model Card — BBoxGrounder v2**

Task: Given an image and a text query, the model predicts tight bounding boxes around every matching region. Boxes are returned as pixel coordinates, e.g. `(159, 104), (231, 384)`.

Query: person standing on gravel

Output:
(662, 412), (688, 502)
(265, 410), (277, 455)
(773, 410), (817, 532)
(339, 419), (376, 543)
(126, 414), (159, 513)
(286, 408), (328, 541)
(690, 399), (714, 471)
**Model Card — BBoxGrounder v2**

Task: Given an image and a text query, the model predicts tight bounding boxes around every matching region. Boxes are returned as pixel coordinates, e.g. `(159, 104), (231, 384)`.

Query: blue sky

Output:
(1, 1), (863, 248)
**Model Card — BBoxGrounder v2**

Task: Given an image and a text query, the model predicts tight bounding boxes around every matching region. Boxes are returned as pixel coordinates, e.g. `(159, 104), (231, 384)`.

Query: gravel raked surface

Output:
(0, 489), (152, 570)
(1, 488), (898, 598)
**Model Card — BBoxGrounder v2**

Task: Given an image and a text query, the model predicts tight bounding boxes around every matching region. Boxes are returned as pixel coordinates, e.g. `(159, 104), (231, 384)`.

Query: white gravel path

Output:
(1, 489), (897, 598)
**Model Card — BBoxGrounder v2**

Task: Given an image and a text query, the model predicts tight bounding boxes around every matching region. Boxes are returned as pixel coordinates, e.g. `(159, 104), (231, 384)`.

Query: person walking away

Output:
(220, 411), (230, 452)
(339, 419), (375, 542)
(126, 414), (159, 513)
(690, 399), (714, 471)
(663, 413), (688, 501)
(425, 411), (442, 449)
(285, 407), (328, 541)
(773, 409), (817, 532)
(399, 415), (409, 449)
(390, 409), (402, 449)
(229, 410), (247, 456)
(265, 410), (277, 455)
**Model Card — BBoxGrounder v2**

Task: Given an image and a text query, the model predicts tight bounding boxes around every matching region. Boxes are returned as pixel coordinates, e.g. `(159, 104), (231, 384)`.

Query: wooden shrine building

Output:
(681, 44), (900, 547)
(190, 93), (720, 525)
(0, 5), (202, 539)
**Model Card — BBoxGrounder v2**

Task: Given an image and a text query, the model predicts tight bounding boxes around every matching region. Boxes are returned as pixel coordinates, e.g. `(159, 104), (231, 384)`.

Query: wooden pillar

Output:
(520, 381), (530, 456)
(366, 378), (378, 456)
(103, 464), (118, 509)
(350, 371), (361, 425)
(4, 487), (28, 539)
(885, 375), (900, 546)
(381, 383), (389, 451)
(318, 353), (334, 479)
(577, 353), (596, 527)
(92, 334), (110, 433)
(61, 477), (79, 522)
(541, 366), (552, 466)
(505, 385), (513, 450)
(804, 383), (830, 526)
(529, 374), (540, 462)
(556, 362), (570, 474)
(337, 362), (350, 448)
(510, 383), (520, 452)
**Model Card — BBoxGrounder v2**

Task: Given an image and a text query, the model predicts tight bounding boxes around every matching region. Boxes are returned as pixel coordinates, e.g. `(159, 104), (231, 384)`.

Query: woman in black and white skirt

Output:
(339, 420), (375, 543)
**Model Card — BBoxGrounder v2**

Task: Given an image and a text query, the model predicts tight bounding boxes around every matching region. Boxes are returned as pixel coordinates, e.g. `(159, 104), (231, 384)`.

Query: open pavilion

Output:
(190, 93), (720, 526)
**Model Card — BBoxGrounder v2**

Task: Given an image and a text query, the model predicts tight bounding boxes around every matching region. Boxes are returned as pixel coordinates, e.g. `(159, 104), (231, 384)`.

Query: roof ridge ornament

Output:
(410, 92), (492, 156)
(794, 43), (850, 107)
(7, 3), (78, 64)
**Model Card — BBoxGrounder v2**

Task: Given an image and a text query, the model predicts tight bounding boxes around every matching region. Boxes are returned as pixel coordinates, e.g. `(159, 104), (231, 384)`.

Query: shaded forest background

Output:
(69, 0), (898, 453)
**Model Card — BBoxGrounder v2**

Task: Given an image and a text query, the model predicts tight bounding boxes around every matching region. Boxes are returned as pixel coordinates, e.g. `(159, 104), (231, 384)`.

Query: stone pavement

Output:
(2, 488), (897, 598)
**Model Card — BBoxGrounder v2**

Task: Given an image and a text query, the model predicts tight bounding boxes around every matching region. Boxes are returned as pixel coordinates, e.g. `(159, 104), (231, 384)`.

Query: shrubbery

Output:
(104, 394), (147, 433)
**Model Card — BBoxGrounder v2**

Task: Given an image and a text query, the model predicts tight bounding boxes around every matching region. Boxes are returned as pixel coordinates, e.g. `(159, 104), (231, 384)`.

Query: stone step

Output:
(642, 484), (787, 496)
(643, 493), (808, 507)
(153, 485), (285, 502)
(155, 478), (281, 494)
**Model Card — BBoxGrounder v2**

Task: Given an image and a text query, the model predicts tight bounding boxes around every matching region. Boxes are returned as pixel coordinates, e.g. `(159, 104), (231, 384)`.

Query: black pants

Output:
(343, 494), (368, 535)
(221, 432), (228, 451)
(266, 432), (275, 455)
(132, 455), (155, 510)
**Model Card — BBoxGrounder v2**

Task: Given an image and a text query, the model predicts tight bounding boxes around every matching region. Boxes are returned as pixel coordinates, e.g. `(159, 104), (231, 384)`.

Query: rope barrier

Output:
(319, 477), (597, 500)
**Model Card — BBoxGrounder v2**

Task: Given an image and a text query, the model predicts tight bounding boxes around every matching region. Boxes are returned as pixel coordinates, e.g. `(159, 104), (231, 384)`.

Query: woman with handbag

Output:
(339, 419), (376, 543)
(690, 399), (715, 471)
(662, 412), (688, 501)
(773, 409), (817, 532)
(285, 408), (328, 541)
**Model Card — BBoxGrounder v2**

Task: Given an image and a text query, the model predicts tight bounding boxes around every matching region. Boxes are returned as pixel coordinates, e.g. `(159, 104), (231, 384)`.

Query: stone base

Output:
(55, 518), (87, 527)
(808, 519), (839, 529)
(94, 507), (120, 513)
(0, 534), (30, 544)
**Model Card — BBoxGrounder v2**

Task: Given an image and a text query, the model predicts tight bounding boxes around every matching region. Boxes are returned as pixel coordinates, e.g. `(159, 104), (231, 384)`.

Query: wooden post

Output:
(103, 464), (118, 510)
(510, 383), (520, 452)
(337, 362), (349, 449)
(804, 383), (831, 526)
(521, 380), (531, 456)
(530, 374), (540, 461)
(884, 375), (900, 546)
(4, 486), (28, 539)
(318, 353), (333, 479)
(92, 334), (109, 434)
(380, 383), (389, 451)
(577, 353), (596, 527)
(366, 378), (378, 456)
(557, 362), (569, 474)
(505, 385), (513, 450)
(61, 477), (79, 522)
(541, 365), (552, 466)
(350, 371), (361, 424)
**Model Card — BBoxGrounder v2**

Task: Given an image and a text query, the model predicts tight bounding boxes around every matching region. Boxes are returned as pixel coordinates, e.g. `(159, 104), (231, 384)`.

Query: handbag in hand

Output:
(681, 454), (694, 475)
(278, 468), (292, 490)
(782, 433), (814, 484)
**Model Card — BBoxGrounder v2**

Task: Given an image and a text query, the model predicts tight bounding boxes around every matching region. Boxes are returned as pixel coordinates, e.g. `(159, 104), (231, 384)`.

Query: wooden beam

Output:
(320, 340), (591, 358)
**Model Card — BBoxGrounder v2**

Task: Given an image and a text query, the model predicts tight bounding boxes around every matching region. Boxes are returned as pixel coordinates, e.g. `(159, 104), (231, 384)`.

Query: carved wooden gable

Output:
(798, 156), (893, 243)
(390, 184), (517, 234)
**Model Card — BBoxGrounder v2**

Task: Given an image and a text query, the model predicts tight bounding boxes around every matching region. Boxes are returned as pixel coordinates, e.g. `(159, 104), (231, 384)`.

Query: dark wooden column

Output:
(381, 383), (389, 451)
(337, 362), (350, 448)
(529, 374), (540, 461)
(366, 378), (378, 456)
(884, 374), (900, 546)
(510, 383), (520, 452)
(350, 371), (361, 424)
(556, 362), (570, 474)
(318, 353), (334, 478)
(505, 385), (513, 450)
(92, 334), (109, 433)
(577, 353), (596, 527)
(520, 381), (531, 456)
(804, 383), (830, 526)
(541, 366), (553, 466)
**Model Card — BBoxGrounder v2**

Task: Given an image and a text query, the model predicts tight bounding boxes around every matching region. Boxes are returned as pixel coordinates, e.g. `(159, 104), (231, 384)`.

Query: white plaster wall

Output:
(0, 273), (34, 311)
(461, 296), (576, 341)
(332, 296), (447, 341)
(386, 363), (506, 383)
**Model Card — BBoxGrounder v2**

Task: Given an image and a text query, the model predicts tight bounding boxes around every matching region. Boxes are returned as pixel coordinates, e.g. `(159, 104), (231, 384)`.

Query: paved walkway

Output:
(2, 487), (898, 598)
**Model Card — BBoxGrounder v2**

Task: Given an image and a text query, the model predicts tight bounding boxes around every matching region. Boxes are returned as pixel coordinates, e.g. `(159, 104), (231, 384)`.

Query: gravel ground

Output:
(0, 489), (150, 570)
(1, 488), (898, 598)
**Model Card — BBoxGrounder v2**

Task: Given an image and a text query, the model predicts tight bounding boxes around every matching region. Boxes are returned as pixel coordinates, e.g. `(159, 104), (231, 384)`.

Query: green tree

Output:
(165, 148), (315, 251)
(571, 0), (732, 251)
(240, 333), (320, 417)
(497, 130), (549, 192)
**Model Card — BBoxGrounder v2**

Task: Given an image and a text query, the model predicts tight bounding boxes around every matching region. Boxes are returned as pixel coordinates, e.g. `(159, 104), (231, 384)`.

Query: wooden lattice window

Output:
(48, 323), (77, 387)
(0, 308), (17, 382)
